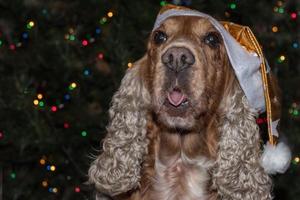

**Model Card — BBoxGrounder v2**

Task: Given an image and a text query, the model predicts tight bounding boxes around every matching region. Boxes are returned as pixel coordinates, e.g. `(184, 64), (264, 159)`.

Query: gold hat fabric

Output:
(221, 21), (281, 145)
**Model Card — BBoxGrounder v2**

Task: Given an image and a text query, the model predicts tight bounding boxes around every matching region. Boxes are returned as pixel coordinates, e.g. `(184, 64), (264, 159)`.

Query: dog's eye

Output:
(203, 32), (221, 48)
(153, 31), (168, 45)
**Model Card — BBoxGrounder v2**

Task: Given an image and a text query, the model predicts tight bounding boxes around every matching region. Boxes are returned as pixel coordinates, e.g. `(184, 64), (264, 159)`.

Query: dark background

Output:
(0, 0), (299, 199)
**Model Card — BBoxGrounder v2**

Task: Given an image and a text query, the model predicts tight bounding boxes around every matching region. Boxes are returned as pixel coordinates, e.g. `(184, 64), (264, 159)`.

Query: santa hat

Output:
(153, 4), (291, 174)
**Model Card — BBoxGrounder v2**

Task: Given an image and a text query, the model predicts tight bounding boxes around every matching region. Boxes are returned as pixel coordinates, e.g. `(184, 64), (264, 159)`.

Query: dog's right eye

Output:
(153, 31), (168, 45)
(203, 32), (221, 48)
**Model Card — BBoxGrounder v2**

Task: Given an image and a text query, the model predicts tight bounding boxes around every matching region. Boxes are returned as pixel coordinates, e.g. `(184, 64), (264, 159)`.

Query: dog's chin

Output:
(155, 102), (196, 131)
(158, 113), (196, 131)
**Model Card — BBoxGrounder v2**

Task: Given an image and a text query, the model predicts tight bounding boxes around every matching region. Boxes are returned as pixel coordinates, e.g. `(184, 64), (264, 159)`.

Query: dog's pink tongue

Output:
(168, 90), (185, 107)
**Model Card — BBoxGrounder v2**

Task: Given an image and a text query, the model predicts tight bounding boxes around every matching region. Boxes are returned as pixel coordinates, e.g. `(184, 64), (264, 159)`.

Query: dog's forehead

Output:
(157, 16), (217, 33)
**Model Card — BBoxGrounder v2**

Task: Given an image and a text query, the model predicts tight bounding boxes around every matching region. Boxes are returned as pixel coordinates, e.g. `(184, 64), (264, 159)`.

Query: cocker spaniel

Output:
(88, 5), (289, 200)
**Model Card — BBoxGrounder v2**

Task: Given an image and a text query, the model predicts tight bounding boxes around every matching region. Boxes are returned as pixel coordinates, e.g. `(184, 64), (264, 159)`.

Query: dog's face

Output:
(146, 16), (232, 131)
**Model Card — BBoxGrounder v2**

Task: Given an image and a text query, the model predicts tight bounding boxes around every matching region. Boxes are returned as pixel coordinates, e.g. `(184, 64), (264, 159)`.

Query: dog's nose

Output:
(162, 47), (195, 72)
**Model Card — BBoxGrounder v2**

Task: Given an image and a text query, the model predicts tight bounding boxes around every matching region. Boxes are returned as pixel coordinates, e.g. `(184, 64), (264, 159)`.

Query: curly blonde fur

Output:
(88, 58), (150, 196)
(212, 84), (272, 200)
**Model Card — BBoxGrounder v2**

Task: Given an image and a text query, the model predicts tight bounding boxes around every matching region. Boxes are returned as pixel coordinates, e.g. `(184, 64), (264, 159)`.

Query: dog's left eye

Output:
(203, 32), (221, 48)
(153, 31), (168, 45)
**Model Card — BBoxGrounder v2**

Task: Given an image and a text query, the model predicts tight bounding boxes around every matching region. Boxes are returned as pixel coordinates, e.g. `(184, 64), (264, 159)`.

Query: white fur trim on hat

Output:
(260, 142), (292, 174)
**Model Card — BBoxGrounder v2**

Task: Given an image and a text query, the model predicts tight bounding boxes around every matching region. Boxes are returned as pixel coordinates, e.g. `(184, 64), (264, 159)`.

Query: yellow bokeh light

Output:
(107, 12), (113, 18)
(37, 94), (43, 99)
(53, 187), (58, 193)
(33, 99), (39, 105)
(279, 55), (285, 61)
(29, 21), (35, 27)
(40, 159), (46, 165)
(272, 26), (278, 33)
(127, 62), (133, 68)
(71, 82), (77, 88)
(295, 157), (300, 163)
(42, 180), (48, 187)
(50, 165), (56, 171)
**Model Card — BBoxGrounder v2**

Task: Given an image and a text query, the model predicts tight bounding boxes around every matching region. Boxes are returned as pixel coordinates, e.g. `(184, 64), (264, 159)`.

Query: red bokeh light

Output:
(74, 187), (80, 193)
(63, 123), (70, 129)
(51, 106), (57, 112)
(82, 40), (88, 46)
(291, 12), (297, 19)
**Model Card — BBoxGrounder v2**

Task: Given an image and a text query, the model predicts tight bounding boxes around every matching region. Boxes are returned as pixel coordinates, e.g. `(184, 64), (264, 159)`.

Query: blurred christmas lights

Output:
(160, 1), (167, 6)
(33, 99), (39, 106)
(27, 20), (35, 29)
(289, 102), (299, 117)
(229, 3), (237, 10)
(75, 186), (81, 193)
(95, 27), (101, 34)
(83, 68), (90, 76)
(82, 39), (88, 46)
(51, 106), (57, 112)
(42, 180), (48, 187)
(277, 1), (283, 7)
(81, 131), (87, 137)
(98, 53), (104, 60)
(64, 94), (71, 100)
(279, 55), (286, 62)
(291, 12), (297, 20)
(39, 101), (45, 107)
(272, 26), (278, 33)
(22, 32), (29, 39)
(69, 82), (77, 90)
(292, 42), (299, 49)
(10, 172), (16, 179)
(50, 165), (56, 171)
(64, 122), (70, 129)
(127, 62), (133, 68)
(48, 187), (58, 193)
(9, 44), (16, 50)
(37, 94), (43, 99)
(99, 17), (107, 25)
(40, 158), (46, 165)
(107, 11), (114, 18)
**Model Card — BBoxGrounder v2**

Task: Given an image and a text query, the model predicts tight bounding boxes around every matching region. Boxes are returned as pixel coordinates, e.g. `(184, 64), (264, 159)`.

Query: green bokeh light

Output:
(160, 1), (167, 6)
(69, 35), (75, 41)
(10, 172), (16, 179)
(278, 7), (284, 14)
(39, 101), (44, 107)
(229, 3), (237, 9)
(81, 131), (87, 137)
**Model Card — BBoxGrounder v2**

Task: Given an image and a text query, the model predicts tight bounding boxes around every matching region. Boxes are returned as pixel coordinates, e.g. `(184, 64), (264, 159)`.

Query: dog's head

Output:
(146, 16), (234, 131)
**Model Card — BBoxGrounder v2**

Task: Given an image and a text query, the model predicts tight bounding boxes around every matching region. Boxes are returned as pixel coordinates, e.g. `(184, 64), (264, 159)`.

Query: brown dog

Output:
(88, 6), (278, 200)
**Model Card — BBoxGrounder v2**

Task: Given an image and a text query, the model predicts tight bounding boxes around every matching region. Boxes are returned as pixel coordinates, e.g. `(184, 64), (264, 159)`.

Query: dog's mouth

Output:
(164, 88), (190, 110)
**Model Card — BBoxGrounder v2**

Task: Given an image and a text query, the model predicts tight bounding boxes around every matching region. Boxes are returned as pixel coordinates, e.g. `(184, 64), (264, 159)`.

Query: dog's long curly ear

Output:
(88, 56), (150, 196)
(213, 80), (272, 200)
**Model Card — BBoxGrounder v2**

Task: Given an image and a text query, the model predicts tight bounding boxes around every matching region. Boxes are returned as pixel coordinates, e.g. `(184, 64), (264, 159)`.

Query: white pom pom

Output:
(260, 142), (292, 174)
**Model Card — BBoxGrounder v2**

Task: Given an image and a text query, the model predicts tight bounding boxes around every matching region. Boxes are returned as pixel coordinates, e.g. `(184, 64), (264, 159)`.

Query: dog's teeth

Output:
(181, 101), (188, 106)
